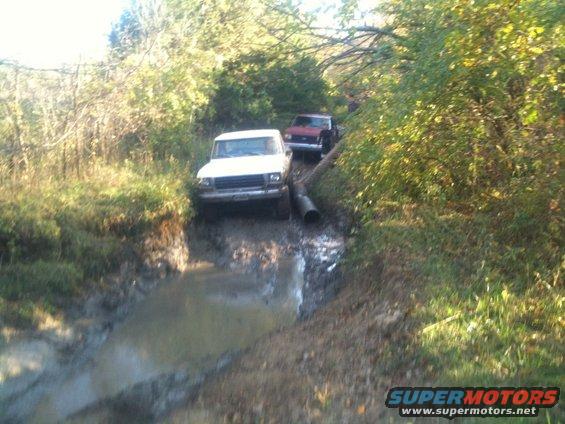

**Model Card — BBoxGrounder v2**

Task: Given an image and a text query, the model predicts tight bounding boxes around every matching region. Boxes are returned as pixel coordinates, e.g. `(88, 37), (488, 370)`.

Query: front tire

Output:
(275, 188), (291, 220)
(202, 204), (218, 222)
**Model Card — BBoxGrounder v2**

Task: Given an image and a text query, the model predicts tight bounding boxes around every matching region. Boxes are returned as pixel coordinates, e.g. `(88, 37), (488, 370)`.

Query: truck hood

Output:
(197, 155), (285, 178)
(284, 126), (322, 137)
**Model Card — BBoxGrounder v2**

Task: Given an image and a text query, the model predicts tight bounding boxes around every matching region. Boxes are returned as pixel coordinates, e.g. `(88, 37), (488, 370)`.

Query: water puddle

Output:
(29, 255), (304, 422)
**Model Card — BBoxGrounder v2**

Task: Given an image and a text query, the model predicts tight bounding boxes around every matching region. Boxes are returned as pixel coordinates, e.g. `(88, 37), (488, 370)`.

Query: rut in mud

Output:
(0, 157), (345, 423)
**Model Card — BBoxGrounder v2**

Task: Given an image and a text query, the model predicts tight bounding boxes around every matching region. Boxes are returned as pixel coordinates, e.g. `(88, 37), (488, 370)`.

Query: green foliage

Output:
(0, 164), (192, 323)
(109, 9), (143, 57)
(338, 0), (563, 302)
(315, 163), (563, 399)
(0, 201), (61, 262)
(341, 0), (562, 208)
(0, 261), (83, 301)
(59, 228), (122, 278)
(347, 204), (563, 390)
(331, 0), (563, 395)
(205, 52), (330, 130)
(309, 163), (357, 220)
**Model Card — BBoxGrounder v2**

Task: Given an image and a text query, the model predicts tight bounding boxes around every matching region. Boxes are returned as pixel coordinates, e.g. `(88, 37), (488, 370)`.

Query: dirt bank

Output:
(0, 215), (190, 423)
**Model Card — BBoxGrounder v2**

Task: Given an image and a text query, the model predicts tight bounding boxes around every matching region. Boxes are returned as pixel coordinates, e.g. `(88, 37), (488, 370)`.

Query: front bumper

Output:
(199, 185), (287, 203)
(284, 142), (322, 152)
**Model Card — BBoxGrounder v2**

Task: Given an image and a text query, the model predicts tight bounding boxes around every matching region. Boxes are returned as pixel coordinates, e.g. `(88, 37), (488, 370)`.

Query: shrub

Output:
(327, 0), (563, 403)
(0, 261), (83, 301)
(0, 163), (193, 323)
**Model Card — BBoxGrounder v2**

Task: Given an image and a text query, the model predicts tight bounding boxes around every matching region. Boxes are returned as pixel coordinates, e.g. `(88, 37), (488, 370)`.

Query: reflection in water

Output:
(31, 256), (304, 422)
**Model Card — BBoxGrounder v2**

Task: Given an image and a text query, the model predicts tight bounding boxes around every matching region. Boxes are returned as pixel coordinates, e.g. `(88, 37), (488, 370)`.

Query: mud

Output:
(29, 256), (305, 422)
(0, 219), (190, 423)
(0, 157), (345, 423)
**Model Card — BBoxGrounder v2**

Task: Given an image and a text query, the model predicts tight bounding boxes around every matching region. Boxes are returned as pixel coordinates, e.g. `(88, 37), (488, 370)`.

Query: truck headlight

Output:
(198, 177), (212, 188)
(268, 173), (282, 183)
(284, 133), (291, 140)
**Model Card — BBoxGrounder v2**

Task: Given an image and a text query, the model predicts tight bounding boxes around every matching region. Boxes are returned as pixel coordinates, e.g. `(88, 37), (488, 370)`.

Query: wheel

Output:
(322, 137), (332, 154)
(288, 174), (295, 197)
(275, 187), (291, 220)
(202, 204), (218, 222)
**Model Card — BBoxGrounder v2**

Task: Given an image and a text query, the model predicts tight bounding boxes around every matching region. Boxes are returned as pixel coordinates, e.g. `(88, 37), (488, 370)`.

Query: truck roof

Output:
(215, 129), (280, 141)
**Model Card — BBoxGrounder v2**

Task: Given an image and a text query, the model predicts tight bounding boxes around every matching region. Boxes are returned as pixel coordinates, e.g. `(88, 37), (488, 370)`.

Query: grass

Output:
(0, 162), (193, 327)
(311, 166), (564, 420)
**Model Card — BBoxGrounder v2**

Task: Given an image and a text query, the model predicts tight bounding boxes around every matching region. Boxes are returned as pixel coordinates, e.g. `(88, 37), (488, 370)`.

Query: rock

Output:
(370, 310), (404, 336)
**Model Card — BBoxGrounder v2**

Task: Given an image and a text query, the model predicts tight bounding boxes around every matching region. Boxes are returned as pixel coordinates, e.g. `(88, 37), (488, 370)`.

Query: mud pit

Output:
(1, 157), (345, 423)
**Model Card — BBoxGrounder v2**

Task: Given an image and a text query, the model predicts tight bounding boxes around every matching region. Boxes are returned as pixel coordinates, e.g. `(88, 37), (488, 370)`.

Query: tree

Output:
(205, 51), (330, 129)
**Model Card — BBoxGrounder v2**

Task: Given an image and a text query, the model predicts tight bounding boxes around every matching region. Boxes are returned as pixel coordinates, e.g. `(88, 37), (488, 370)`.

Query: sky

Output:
(0, 0), (375, 68)
(0, 0), (129, 68)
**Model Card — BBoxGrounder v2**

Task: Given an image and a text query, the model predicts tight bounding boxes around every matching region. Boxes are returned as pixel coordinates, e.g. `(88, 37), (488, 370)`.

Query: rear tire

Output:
(275, 188), (291, 220)
(322, 137), (332, 154)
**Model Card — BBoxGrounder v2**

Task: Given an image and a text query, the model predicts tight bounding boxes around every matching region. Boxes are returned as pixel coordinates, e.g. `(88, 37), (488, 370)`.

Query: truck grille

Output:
(214, 174), (265, 189)
(290, 134), (319, 144)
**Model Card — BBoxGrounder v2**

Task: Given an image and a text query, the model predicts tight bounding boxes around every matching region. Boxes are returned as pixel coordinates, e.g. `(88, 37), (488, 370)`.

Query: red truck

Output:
(283, 113), (339, 160)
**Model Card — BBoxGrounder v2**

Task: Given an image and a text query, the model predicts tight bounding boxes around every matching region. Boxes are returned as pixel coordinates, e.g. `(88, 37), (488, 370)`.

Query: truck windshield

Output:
(212, 137), (281, 158)
(291, 116), (330, 129)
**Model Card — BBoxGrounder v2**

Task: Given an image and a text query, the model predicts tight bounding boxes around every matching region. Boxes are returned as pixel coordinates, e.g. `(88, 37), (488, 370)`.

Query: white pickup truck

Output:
(196, 129), (293, 220)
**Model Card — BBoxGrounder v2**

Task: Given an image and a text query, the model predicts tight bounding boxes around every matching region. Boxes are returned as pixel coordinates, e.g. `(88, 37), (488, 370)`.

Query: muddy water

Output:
(29, 256), (304, 423)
